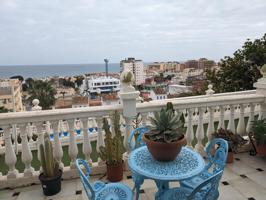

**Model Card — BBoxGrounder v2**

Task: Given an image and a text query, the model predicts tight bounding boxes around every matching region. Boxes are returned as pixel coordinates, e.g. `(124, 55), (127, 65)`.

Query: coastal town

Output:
(0, 57), (217, 113)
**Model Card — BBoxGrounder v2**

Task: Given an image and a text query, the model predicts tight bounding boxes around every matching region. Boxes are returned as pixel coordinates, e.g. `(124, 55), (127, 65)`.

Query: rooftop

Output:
(1, 152), (265, 200)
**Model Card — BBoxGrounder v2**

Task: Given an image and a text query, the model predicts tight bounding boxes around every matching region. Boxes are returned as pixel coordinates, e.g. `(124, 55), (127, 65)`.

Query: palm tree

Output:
(27, 80), (56, 110)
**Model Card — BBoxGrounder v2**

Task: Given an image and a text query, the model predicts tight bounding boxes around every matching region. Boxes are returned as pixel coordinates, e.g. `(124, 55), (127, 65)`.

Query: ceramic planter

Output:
(39, 170), (62, 196)
(106, 162), (124, 182)
(143, 134), (187, 162)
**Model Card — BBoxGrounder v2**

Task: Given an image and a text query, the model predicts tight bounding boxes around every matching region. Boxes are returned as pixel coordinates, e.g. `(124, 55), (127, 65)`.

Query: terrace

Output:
(1, 72), (266, 199)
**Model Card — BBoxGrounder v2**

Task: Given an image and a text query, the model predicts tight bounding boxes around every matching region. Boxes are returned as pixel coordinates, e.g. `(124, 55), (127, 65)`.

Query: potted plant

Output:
(99, 111), (124, 182)
(39, 133), (62, 196)
(212, 128), (247, 163)
(143, 102), (186, 162)
(250, 119), (266, 156)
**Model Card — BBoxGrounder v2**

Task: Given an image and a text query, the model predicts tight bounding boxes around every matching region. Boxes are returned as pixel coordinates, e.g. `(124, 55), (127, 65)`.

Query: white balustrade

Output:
(52, 121), (64, 169)
(246, 103), (255, 133)
(195, 107), (205, 155)
(207, 106), (215, 141)
(217, 105), (225, 129)
(95, 117), (104, 164)
(81, 118), (92, 165)
(19, 124), (34, 177)
(4, 126), (18, 179)
(227, 105), (236, 133)
(68, 120), (78, 169)
(185, 108), (194, 148)
(237, 104), (246, 135)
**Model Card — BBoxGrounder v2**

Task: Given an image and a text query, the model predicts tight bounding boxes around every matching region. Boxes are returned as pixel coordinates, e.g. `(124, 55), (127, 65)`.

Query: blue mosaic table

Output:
(128, 146), (205, 200)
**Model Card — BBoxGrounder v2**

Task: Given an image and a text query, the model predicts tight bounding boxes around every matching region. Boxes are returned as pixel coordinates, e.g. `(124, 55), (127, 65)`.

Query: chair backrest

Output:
(128, 126), (149, 151)
(76, 159), (95, 200)
(205, 138), (228, 173)
(188, 170), (223, 200)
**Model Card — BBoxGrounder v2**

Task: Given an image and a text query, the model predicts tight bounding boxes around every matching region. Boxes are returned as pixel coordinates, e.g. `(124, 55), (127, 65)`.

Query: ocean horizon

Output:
(0, 63), (120, 79)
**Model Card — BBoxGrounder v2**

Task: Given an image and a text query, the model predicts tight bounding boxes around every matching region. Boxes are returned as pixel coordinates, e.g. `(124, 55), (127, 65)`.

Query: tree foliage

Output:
(206, 33), (266, 93)
(0, 106), (9, 113)
(27, 80), (56, 110)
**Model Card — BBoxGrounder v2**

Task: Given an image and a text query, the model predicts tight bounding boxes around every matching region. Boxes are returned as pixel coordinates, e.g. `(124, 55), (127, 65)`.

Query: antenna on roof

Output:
(104, 59), (109, 77)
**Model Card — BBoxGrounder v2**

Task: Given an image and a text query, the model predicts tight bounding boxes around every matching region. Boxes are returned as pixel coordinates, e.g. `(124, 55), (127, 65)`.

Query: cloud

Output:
(0, 0), (265, 64)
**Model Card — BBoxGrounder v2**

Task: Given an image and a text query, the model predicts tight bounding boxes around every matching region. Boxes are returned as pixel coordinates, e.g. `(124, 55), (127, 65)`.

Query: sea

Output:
(0, 63), (120, 79)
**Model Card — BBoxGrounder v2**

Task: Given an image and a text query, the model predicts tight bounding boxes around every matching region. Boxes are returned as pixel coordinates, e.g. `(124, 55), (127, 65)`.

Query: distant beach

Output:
(0, 63), (120, 79)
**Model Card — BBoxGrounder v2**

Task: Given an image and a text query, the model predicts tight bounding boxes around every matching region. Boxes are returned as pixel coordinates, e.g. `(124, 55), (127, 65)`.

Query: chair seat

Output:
(96, 183), (133, 200)
(180, 171), (212, 189)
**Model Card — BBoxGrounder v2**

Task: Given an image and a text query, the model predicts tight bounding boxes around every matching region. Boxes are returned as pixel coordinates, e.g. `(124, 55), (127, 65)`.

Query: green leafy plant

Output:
(99, 111), (124, 165)
(145, 102), (184, 143)
(40, 133), (60, 177)
(212, 128), (247, 153)
(251, 119), (266, 145)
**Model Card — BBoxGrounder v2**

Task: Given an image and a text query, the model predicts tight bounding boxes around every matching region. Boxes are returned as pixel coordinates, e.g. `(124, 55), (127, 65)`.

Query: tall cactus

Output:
(99, 111), (124, 165)
(40, 133), (60, 177)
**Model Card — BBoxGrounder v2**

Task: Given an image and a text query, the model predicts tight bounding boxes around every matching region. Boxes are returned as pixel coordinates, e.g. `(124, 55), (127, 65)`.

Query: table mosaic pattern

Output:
(128, 146), (205, 181)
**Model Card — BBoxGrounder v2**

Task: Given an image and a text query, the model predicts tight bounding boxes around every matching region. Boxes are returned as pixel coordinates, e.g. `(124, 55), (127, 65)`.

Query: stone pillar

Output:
(31, 99), (42, 111)
(254, 64), (266, 119)
(119, 70), (140, 157)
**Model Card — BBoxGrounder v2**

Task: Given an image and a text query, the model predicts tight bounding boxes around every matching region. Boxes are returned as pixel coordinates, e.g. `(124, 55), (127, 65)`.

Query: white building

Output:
(120, 58), (145, 85)
(150, 88), (167, 101)
(168, 84), (192, 95)
(81, 76), (120, 95)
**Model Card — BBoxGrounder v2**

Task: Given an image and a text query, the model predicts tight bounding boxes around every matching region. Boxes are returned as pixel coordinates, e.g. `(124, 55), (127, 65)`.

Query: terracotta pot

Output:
(106, 162), (124, 182)
(39, 170), (62, 196)
(227, 151), (234, 163)
(255, 144), (266, 156)
(143, 134), (187, 162)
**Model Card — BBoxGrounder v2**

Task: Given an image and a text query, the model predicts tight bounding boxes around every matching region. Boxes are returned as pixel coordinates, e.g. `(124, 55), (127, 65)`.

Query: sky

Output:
(0, 0), (265, 65)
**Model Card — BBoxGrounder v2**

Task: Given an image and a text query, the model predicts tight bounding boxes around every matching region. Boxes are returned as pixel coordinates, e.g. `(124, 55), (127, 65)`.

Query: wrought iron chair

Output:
(128, 126), (149, 151)
(76, 159), (133, 200)
(180, 138), (228, 189)
(158, 170), (223, 200)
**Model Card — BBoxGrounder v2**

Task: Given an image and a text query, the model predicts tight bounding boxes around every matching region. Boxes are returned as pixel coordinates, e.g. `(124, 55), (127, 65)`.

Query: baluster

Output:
(227, 105), (236, 133)
(217, 105), (225, 130)
(95, 117), (104, 164)
(27, 123), (33, 142)
(124, 116), (133, 155)
(19, 124), (34, 177)
(51, 121), (64, 169)
(68, 120), (78, 169)
(185, 108), (194, 148)
(237, 104), (246, 135)
(207, 106), (214, 141)
(81, 118), (92, 165)
(195, 107), (205, 155)
(141, 112), (148, 127)
(75, 119), (82, 135)
(246, 103), (255, 133)
(37, 123), (45, 168)
(3, 126), (18, 179)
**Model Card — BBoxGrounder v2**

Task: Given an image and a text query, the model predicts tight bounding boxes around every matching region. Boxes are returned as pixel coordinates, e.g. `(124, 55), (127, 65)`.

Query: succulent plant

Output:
(212, 128), (247, 153)
(146, 102), (185, 143)
(121, 70), (134, 84)
(40, 133), (60, 177)
(251, 119), (266, 145)
(99, 111), (124, 165)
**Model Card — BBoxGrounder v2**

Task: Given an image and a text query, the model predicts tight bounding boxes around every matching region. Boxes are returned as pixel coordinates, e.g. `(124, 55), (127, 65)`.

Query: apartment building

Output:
(120, 57), (145, 85)
(0, 79), (23, 112)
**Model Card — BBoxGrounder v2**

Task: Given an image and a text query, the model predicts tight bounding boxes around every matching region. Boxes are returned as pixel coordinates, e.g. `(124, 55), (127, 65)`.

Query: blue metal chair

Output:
(76, 159), (133, 200)
(158, 170), (223, 200)
(128, 126), (149, 151)
(180, 138), (228, 189)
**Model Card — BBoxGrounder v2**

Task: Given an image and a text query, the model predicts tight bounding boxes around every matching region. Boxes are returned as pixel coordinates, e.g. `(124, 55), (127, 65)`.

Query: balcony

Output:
(0, 75), (266, 199)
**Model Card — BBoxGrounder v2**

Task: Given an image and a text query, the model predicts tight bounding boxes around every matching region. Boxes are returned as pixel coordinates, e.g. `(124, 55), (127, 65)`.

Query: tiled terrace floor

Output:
(1, 152), (266, 200)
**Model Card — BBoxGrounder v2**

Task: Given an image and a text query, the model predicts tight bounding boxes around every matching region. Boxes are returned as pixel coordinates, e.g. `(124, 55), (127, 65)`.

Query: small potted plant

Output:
(99, 111), (124, 182)
(120, 70), (135, 92)
(143, 102), (186, 162)
(39, 133), (62, 196)
(250, 119), (266, 156)
(212, 128), (247, 163)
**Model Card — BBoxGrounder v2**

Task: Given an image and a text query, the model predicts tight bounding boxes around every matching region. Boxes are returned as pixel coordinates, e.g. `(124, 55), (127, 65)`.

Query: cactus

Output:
(40, 132), (60, 177)
(99, 111), (124, 165)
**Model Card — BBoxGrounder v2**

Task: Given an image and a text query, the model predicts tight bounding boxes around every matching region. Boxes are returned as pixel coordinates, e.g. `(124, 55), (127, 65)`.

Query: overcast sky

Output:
(0, 0), (265, 65)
